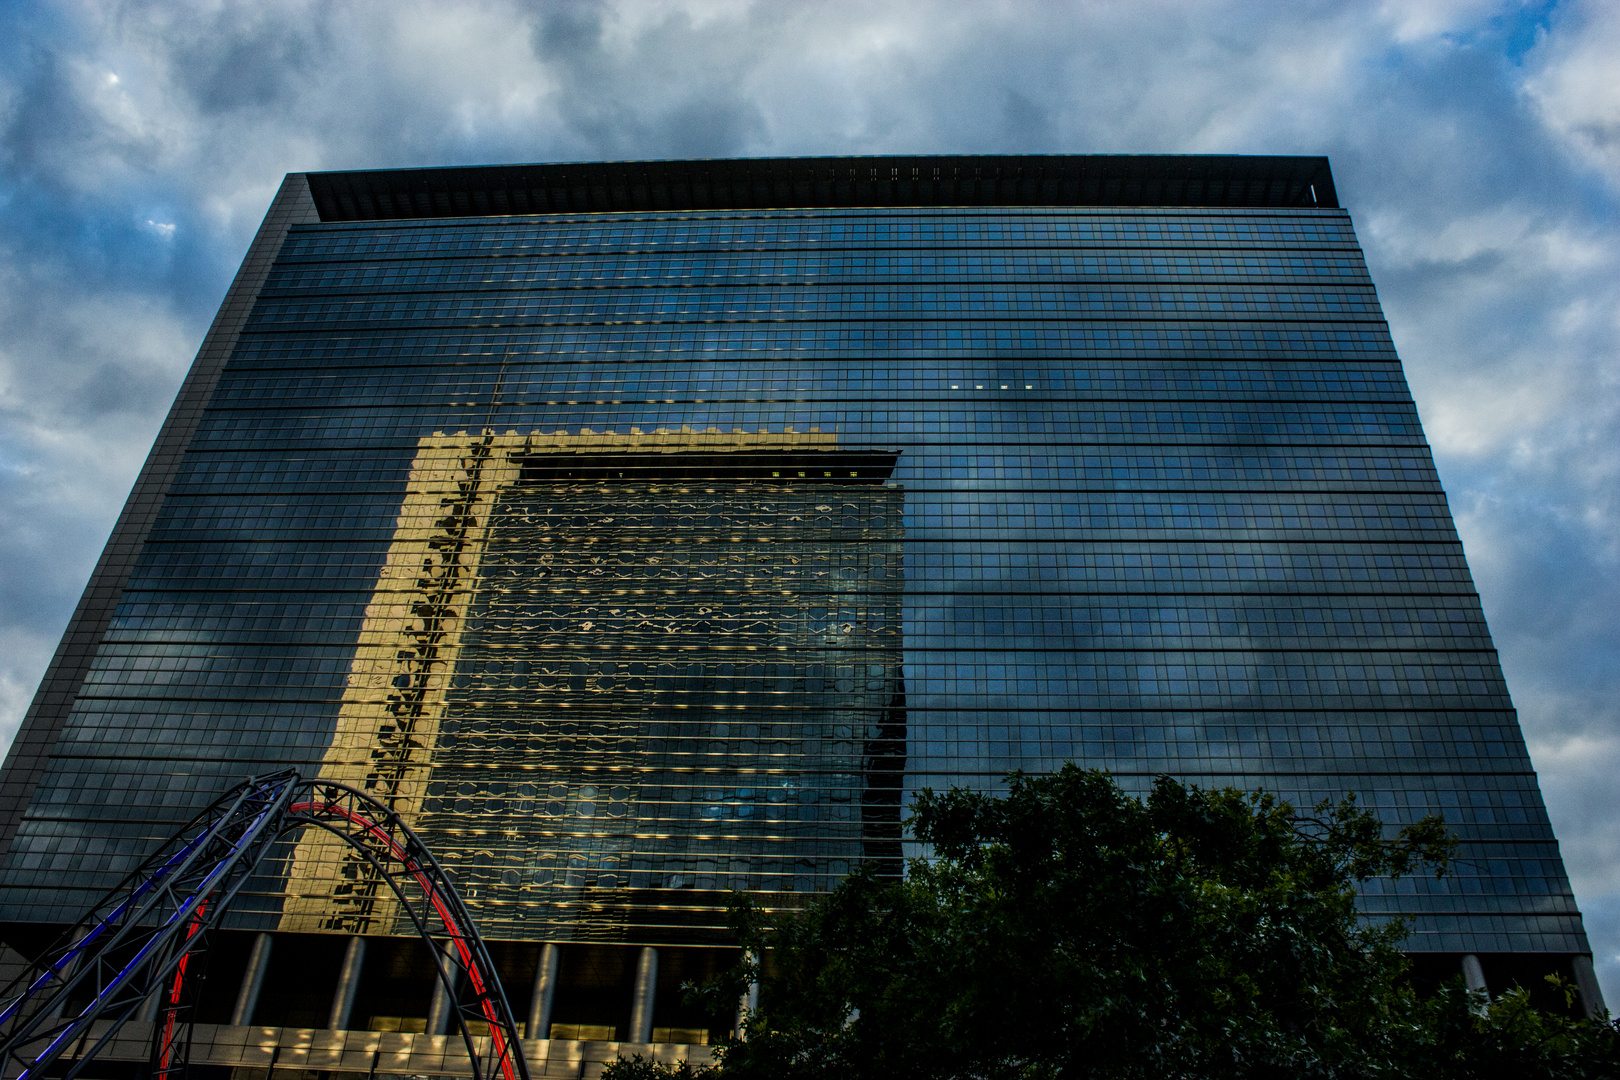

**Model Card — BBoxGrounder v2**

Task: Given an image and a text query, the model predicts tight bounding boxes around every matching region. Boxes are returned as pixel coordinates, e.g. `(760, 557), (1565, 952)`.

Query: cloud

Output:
(1524, 0), (1620, 188)
(1529, 729), (1620, 893)
(1, 0), (1618, 1001)
(0, 251), (195, 749)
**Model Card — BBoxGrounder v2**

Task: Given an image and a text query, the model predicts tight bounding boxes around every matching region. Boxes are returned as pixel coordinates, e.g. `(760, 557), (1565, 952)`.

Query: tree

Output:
(607, 767), (1618, 1079)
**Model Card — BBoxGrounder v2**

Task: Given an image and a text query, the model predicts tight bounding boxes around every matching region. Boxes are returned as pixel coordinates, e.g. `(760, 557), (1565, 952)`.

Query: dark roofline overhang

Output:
(305, 154), (1337, 222)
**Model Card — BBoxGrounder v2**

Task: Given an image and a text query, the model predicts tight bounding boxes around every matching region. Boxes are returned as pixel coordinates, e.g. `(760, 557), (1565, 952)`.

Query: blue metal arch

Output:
(0, 770), (530, 1080)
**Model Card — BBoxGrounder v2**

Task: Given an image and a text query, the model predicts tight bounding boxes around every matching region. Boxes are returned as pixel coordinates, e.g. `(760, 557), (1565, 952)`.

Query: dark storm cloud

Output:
(531, 3), (768, 158)
(174, 11), (332, 114)
(1, 0), (1617, 998)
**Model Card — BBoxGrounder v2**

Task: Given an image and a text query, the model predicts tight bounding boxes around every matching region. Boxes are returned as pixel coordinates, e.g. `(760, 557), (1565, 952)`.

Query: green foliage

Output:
(606, 767), (1617, 1080)
(603, 1056), (718, 1080)
(1405, 978), (1620, 1078)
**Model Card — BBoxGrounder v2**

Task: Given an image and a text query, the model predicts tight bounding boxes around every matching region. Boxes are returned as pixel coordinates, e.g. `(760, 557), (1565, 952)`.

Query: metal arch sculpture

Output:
(280, 783), (529, 1080)
(0, 770), (530, 1080)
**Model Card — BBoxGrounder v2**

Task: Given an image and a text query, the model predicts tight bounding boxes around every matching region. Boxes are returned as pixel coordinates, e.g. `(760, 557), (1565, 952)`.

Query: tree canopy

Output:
(608, 767), (1617, 1079)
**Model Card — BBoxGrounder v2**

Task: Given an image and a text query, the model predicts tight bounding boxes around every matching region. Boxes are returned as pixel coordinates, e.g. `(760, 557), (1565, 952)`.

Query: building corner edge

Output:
(0, 173), (318, 861)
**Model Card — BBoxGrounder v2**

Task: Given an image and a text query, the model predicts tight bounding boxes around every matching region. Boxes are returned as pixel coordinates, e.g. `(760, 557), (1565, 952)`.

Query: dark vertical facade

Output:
(0, 157), (1597, 1043)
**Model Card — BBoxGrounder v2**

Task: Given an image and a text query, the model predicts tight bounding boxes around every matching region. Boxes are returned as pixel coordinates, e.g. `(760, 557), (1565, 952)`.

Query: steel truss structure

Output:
(0, 770), (529, 1080)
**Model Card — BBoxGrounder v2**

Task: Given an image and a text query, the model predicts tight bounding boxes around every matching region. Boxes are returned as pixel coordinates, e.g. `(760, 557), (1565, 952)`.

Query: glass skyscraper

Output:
(0, 156), (1601, 1057)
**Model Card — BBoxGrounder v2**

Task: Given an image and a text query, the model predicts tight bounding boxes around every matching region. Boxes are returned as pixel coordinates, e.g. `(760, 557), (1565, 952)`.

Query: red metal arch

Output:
(0, 771), (530, 1080)
(282, 792), (523, 1080)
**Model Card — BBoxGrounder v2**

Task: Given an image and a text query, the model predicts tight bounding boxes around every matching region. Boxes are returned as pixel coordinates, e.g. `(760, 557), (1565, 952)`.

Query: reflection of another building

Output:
(283, 427), (904, 944)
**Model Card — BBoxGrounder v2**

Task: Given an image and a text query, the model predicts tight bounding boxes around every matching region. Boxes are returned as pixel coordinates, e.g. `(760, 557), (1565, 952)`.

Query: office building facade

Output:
(0, 156), (1601, 1061)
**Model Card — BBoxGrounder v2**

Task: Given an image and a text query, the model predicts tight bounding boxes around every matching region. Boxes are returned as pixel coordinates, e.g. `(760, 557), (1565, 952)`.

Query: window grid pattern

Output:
(0, 204), (1587, 955)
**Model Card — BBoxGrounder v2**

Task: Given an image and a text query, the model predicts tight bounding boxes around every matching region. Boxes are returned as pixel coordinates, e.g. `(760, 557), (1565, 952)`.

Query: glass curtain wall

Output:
(0, 202), (1587, 960)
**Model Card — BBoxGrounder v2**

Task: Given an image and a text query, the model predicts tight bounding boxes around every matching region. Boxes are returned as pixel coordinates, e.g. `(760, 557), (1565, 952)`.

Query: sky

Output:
(1, 0), (1618, 999)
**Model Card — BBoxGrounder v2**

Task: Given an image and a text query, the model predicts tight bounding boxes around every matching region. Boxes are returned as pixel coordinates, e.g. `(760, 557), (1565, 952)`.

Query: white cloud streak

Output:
(1524, 0), (1620, 188)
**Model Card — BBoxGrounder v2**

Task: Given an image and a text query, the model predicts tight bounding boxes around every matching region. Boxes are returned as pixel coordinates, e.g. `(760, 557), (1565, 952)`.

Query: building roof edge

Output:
(304, 154), (1338, 221)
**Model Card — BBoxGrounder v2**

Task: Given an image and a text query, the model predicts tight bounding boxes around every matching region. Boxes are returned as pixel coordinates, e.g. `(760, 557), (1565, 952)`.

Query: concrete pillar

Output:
(328, 936), (366, 1031)
(137, 979), (166, 1024)
(1573, 954), (1608, 1019)
(50, 926), (92, 1019)
(426, 940), (459, 1036)
(1460, 954), (1488, 996)
(526, 943), (560, 1040)
(627, 947), (658, 1044)
(232, 933), (273, 1026)
(733, 950), (759, 1040)
(139, 955), (179, 1024)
